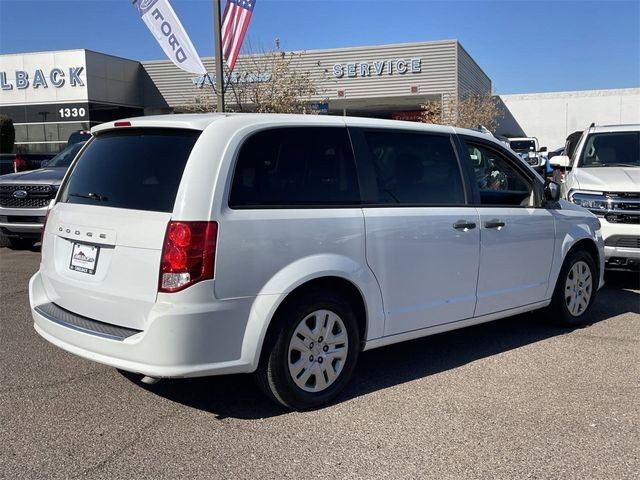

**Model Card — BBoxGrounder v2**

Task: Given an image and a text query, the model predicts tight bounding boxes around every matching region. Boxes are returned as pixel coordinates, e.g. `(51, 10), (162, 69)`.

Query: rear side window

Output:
(60, 129), (200, 213)
(362, 131), (465, 205)
(229, 127), (360, 207)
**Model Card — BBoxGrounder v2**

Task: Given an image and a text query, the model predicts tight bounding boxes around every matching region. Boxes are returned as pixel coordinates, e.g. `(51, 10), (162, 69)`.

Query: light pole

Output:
(213, 0), (225, 112)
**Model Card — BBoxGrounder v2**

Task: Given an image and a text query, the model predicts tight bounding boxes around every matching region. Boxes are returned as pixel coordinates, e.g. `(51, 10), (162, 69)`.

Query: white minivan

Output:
(30, 114), (604, 410)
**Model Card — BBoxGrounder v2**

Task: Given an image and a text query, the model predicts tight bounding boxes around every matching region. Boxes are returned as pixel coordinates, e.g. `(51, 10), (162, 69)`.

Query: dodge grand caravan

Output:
(30, 114), (604, 410)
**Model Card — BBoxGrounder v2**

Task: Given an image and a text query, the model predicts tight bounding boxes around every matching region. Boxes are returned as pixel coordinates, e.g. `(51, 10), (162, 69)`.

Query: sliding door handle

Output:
(453, 220), (477, 231)
(484, 220), (506, 229)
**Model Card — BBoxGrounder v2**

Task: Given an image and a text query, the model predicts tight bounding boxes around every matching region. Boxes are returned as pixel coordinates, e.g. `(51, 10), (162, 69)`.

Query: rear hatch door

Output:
(39, 127), (201, 330)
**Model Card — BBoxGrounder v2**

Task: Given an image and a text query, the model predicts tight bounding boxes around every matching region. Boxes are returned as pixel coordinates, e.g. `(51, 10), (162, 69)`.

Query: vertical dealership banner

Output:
(133, 0), (207, 75)
(221, 0), (257, 71)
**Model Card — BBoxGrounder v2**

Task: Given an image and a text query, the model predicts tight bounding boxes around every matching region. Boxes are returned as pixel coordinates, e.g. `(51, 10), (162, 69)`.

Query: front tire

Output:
(256, 289), (360, 410)
(549, 249), (598, 327)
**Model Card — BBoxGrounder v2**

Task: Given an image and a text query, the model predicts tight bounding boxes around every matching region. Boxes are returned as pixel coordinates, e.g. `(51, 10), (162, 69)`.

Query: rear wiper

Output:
(69, 192), (109, 201)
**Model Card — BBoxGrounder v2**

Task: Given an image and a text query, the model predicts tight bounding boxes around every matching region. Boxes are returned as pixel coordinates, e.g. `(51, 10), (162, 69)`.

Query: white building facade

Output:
(497, 88), (640, 150)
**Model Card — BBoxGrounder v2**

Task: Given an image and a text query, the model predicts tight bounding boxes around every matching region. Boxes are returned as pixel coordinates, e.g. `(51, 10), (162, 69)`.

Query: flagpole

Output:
(213, 0), (225, 112)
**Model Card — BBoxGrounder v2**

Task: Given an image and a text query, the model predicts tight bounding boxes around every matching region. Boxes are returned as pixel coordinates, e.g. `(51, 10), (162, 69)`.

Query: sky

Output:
(0, 0), (638, 94)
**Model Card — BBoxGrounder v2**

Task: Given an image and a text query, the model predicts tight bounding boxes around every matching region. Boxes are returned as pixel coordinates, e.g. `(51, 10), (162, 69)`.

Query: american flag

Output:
(221, 0), (257, 72)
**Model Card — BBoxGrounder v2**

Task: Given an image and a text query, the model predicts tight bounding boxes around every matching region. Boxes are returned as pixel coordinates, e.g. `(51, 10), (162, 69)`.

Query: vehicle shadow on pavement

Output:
(604, 270), (640, 291)
(1, 243), (41, 253)
(121, 279), (638, 420)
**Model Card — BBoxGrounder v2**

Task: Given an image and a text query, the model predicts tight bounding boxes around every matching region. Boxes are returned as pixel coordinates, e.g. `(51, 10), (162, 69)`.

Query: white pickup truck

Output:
(550, 124), (639, 270)
(507, 137), (547, 175)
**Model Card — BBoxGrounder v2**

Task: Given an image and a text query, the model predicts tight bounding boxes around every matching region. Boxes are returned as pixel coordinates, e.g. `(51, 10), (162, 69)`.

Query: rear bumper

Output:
(30, 271), (258, 378)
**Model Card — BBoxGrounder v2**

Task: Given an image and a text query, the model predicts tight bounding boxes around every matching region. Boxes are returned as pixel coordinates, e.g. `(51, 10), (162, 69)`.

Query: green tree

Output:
(0, 115), (15, 153)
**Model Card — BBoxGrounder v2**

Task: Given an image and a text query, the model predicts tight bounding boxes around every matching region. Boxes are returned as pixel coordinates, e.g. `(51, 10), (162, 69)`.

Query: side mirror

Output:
(539, 146), (547, 152)
(543, 180), (561, 203)
(549, 155), (571, 168)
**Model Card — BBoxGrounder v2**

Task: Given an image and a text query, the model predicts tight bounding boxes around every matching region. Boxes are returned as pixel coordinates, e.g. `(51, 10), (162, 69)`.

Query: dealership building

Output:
(0, 40), (491, 153)
(1, 39), (638, 154)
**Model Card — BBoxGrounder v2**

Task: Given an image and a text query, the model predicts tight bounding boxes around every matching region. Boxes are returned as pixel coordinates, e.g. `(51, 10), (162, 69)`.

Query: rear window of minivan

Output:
(60, 128), (200, 213)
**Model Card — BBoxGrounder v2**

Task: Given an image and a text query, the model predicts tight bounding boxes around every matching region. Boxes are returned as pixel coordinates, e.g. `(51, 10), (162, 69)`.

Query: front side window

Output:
(229, 127), (360, 207)
(362, 131), (465, 205)
(578, 132), (640, 168)
(466, 143), (533, 206)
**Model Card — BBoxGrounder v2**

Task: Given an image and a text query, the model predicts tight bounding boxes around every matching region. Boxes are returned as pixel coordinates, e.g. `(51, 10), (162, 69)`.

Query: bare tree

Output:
(237, 49), (318, 113)
(420, 94), (502, 132)
(175, 91), (216, 113)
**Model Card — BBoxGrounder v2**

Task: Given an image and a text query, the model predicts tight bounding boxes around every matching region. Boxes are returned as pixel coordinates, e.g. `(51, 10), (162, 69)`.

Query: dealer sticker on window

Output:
(69, 243), (99, 275)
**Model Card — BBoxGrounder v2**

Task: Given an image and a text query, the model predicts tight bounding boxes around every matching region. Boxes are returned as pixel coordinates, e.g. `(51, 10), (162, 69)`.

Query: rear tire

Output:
(255, 289), (360, 411)
(548, 249), (598, 327)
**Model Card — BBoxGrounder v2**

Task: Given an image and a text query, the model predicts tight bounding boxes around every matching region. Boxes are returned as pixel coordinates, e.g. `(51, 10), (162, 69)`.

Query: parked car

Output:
(30, 114), (604, 410)
(550, 124), (639, 271)
(67, 130), (92, 147)
(507, 137), (547, 175)
(0, 152), (54, 175)
(0, 142), (86, 249)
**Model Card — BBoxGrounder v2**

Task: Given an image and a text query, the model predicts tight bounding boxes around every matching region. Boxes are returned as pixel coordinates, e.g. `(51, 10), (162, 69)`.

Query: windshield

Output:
(578, 132), (640, 167)
(46, 142), (85, 168)
(509, 140), (536, 153)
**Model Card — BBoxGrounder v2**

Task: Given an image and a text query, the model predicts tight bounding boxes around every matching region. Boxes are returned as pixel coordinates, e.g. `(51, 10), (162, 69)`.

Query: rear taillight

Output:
(159, 221), (218, 293)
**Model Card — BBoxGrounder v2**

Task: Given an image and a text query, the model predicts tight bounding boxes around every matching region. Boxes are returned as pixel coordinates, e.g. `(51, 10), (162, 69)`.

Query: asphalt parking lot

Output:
(0, 247), (638, 479)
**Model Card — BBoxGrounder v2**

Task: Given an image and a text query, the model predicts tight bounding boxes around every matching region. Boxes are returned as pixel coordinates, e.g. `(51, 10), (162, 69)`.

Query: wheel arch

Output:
(550, 236), (602, 298)
(239, 255), (384, 372)
(265, 276), (367, 344)
(566, 238), (601, 279)
(547, 237), (601, 326)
